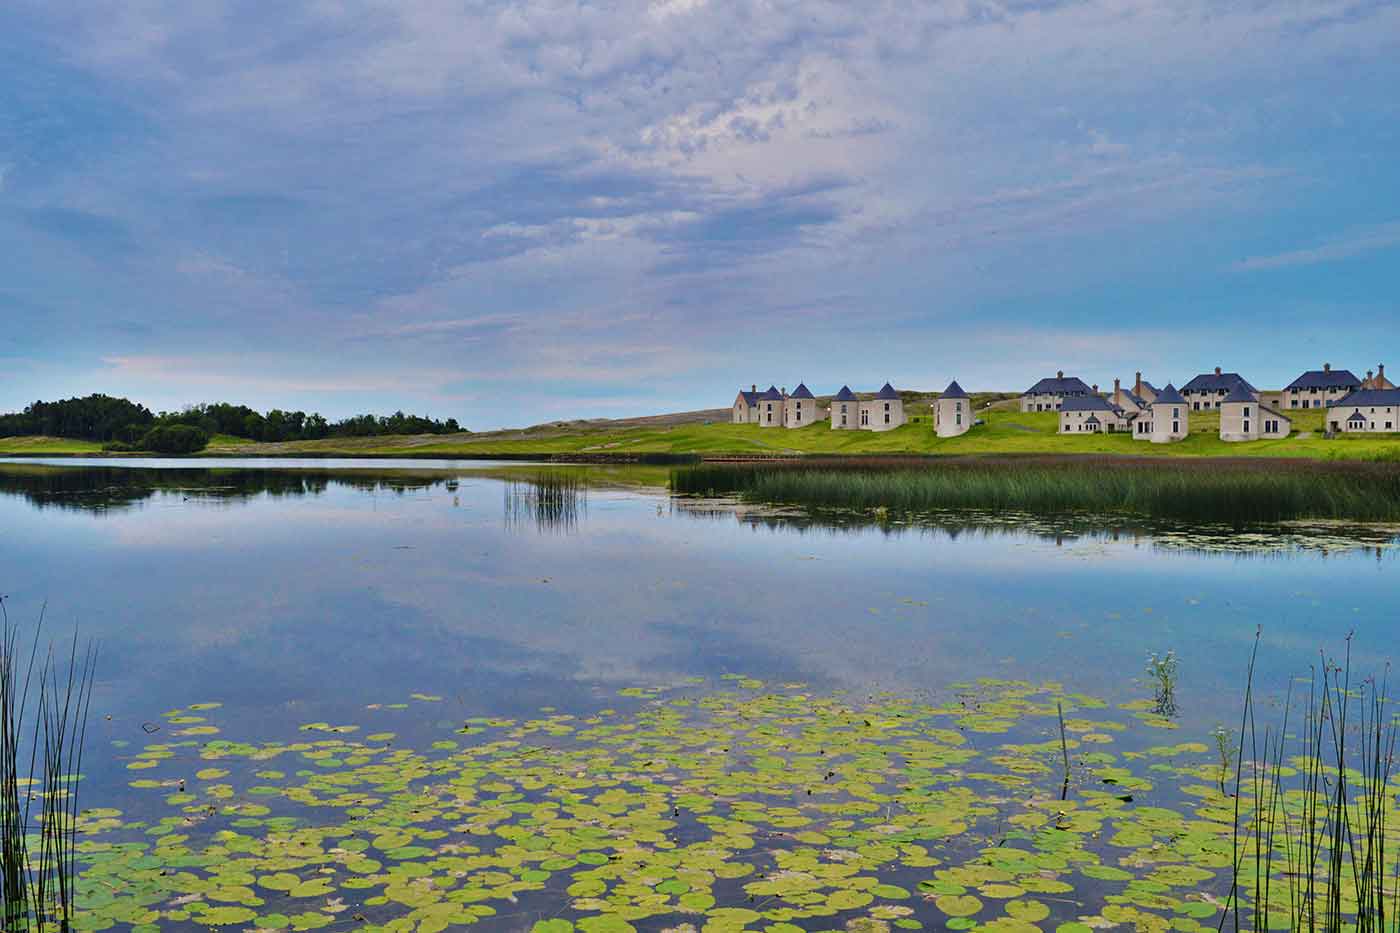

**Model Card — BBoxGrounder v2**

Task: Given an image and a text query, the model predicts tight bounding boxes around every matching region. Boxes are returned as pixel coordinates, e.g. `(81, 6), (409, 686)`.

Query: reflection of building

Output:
(934, 381), (971, 437)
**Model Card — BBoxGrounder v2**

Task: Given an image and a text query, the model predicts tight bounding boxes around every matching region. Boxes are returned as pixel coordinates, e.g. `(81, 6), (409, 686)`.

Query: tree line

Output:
(0, 394), (464, 453)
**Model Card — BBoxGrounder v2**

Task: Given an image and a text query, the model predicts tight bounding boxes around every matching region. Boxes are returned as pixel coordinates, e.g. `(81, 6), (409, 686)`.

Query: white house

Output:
(1133, 383), (1188, 443)
(732, 385), (762, 424)
(859, 383), (905, 431)
(935, 381), (971, 438)
(1060, 396), (1129, 433)
(784, 383), (817, 429)
(1181, 368), (1257, 411)
(1283, 363), (1361, 410)
(1325, 389), (1400, 434)
(830, 386), (860, 430)
(1021, 372), (1093, 412)
(756, 385), (787, 428)
(1219, 385), (1290, 441)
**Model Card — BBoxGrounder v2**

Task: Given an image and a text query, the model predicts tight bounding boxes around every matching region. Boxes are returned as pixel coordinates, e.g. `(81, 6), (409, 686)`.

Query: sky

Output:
(2, 1), (1399, 430)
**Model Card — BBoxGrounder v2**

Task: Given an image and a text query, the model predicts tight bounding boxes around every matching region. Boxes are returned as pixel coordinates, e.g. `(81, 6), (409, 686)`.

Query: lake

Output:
(3, 458), (1398, 931)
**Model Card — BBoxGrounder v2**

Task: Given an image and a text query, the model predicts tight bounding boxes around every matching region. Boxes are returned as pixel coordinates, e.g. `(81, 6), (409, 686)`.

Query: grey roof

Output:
(941, 380), (968, 399)
(790, 383), (815, 400)
(874, 382), (899, 400)
(1152, 383), (1187, 405)
(1024, 375), (1092, 396)
(1286, 368), (1361, 391)
(1222, 384), (1258, 404)
(833, 385), (858, 402)
(1182, 372), (1257, 394)
(1084, 414), (1101, 425)
(1138, 380), (1160, 395)
(1060, 396), (1117, 412)
(759, 385), (784, 401)
(1120, 391), (1149, 409)
(1335, 388), (1400, 407)
(1348, 409), (1368, 422)
(738, 390), (760, 405)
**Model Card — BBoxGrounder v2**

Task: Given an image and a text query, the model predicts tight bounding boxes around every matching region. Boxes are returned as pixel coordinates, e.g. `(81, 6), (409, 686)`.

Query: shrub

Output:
(138, 424), (209, 454)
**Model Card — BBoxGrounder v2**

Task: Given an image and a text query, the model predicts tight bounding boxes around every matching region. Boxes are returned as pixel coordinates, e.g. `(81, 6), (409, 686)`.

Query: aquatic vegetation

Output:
(1144, 651), (1178, 718)
(670, 458), (1400, 526)
(1, 602), (97, 932)
(503, 472), (587, 533)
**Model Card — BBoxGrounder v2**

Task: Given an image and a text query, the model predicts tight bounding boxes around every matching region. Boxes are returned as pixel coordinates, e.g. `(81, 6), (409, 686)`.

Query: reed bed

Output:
(503, 471), (587, 533)
(672, 458), (1400, 525)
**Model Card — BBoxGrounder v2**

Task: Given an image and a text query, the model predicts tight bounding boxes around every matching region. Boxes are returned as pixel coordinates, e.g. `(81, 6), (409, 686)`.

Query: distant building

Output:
(1132, 383), (1188, 443)
(732, 385), (762, 424)
(934, 381), (971, 437)
(1021, 371), (1092, 412)
(1110, 377), (1151, 417)
(1284, 363), (1361, 409)
(1361, 364), (1396, 391)
(830, 386), (860, 430)
(1181, 367), (1257, 411)
(1132, 372), (1160, 405)
(784, 383), (817, 429)
(1325, 389), (1400, 434)
(1059, 395), (1129, 434)
(756, 385), (787, 428)
(859, 383), (905, 431)
(1219, 385), (1290, 441)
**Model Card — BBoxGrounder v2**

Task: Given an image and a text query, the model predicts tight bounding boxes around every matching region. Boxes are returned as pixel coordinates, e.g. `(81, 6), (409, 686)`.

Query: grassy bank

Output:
(672, 457), (1400, 524)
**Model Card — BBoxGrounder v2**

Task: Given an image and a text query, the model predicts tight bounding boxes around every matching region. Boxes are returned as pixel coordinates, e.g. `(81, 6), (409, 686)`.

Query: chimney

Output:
(751, 384), (757, 392)
(781, 386), (787, 396)
(1092, 383), (1099, 395)
(1057, 370), (1064, 379)
(1114, 377), (1121, 395)
(1381, 363), (1387, 380)
(1324, 362), (1331, 372)
(1134, 371), (1143, 394)
(1367, 370), (1375, 384)
(1214, 366), (1222, 376)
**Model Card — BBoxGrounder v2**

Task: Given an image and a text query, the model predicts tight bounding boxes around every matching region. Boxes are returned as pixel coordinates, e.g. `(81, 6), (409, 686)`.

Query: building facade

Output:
(784, 383), (817, 429)
(756, 386), (787, 428)
(1059, 396), (1128, 433)
(934, 381), (971, 438)
(1283, 363), (1361, 409)
(1021, 372), (1092, 412)
(830, 386), (860, 430)
(859, 383), (905, 431)
(1219, 385), (1290, 441)
(732, 385), (762, 424)
(1146, 384), (1188, 443)
(1181, 368), (1258, 410)
(1325, 389), (1400, 434)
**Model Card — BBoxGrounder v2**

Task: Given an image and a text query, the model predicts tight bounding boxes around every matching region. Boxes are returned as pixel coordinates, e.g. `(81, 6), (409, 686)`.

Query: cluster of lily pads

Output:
(62, 677), (1389, 931)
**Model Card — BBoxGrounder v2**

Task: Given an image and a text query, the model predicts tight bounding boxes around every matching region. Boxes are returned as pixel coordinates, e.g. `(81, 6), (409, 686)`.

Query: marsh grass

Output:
(1224, 632), (1400, 931)
(1146, 650), (1179, 717)
(0, 600), (96, 932)
(671, 458), (1400, 526)
(503, 471), (587, 533)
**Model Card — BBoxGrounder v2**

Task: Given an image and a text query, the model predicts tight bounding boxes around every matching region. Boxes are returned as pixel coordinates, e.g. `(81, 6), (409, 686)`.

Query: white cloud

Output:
(1235, 222), (1400, 271)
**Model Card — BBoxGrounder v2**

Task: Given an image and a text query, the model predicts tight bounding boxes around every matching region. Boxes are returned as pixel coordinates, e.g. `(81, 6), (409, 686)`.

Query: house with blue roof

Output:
(784, 383), (817, 429)
(1180, 367), (1257, 410)
(1059, 395), (1131, 434)
(1130, 384), (1189, 443)
(859, 383), (905, 431)
(756, 385), (787, 428)
(1219, 384), (1290, 441)
(830, 385), (860, 430)
(935, 381), (972, 438)
(1021, 371), (1092, 412)
(1284, 363), (1360, 410)
(731, 385), (763, 424)
(1325, 388), (1400, 434)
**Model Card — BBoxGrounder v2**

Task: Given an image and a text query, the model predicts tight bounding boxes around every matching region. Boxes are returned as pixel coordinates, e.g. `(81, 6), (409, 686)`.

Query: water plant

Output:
(503, 471), (587, 533)
(1146, 649), (1179, 717)
(0, 600), (97, 932)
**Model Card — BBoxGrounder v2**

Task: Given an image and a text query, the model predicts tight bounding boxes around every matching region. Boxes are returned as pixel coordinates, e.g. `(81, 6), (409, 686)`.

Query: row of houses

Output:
(732, 361), (1400, 444)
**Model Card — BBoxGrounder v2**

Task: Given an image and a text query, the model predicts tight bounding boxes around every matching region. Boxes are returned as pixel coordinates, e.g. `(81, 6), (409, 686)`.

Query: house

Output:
(1132, 372), (1160, 405)
(1325, 388), (1400, 434)
(935, 381), (971, 438)
(858, 383), (905, 431)
(1059, 395), (1129, 434)
(784, 383), (817, 429)
(1110, 378), (1151, 416)
(830, 385), (860, 430)
(1131, 383), (1188, 443)
(756, 385), (787, 428)
(1021, 372), (1092, 412)
(1283, 363), (1361, 409)
(732, 385), (762, 424)
(1219, 385), (1290, 441)
(1361, 364), (1395, 391)
(1181, 367), (1257, 410)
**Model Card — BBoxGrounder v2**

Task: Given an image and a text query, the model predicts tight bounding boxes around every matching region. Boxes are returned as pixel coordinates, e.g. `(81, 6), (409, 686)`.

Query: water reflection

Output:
(503, 471), (587, 534)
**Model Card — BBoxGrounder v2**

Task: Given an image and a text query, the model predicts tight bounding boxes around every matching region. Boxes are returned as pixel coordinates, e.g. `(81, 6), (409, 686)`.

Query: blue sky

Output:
(2, 0), (1399, 429)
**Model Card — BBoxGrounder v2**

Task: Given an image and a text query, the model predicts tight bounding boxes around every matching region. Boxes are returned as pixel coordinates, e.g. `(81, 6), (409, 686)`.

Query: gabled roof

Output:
(1138, 380), (1160, 395)
(759, 385), (784, 401)
(941, 380), (968, 399)
(1060, 396), (1117, 412)
(1152, 383), (1186, 405)
(1084, 414), (1101, 425)
(833, 385), (858, 402)
(1119, 391), (1149, 409)
(1222, 384), (1258, 404)
(1348, 410), (1368, 422)
(738, 390), (760, 405)
(790, 383), (815, 400)
(1024, 375), (1091, 396)
(874, 383), (899, 400)
(1335, 388), (1400, 407)
(1287, 368), (1361, 390)
(1182, 372), (1257, 394)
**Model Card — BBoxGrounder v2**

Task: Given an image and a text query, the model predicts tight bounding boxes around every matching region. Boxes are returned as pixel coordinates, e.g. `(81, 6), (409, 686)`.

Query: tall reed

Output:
(0, 600), (96, 932)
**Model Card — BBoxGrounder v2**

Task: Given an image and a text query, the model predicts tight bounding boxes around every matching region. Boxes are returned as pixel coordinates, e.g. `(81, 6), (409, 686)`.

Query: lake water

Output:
(4, 458), (1398, 930)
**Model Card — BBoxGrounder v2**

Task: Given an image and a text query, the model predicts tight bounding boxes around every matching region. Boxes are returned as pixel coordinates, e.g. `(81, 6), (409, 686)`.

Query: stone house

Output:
(1325, 389), (1400, 434)
(1059, 395), (1129, 433)
(934, 381), (971, 438)
(784, 383), (817, 429)
(1181, 367), (1257, 411)
(1283, 363), (1361, 410)
(1021, 372), (1092, 412)
(732, 385), (762, 424)
(756, 385), (787, 428)
(1129, 383), (1189, 443)
(1219, 385), (1290, 441)
(830, 386), (860, 430)
(858, 383), (905, 431)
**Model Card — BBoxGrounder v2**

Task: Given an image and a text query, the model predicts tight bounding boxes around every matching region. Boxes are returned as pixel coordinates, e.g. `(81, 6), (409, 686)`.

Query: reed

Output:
(671, 458), (1400, 525)
(503, 471), (587, 533)
(0, 600), (96, 932)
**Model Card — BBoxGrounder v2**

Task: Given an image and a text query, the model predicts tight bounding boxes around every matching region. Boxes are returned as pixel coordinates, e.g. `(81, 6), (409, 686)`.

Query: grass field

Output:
(0, 436), (104, 455)
(4, 401), (1399, 461)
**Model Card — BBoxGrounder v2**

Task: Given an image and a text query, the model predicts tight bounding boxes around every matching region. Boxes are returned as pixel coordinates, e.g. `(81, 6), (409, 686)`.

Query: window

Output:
(1291, 399), (1298, 408)
(1193, 402), (1200, 411)
(884, 413), (890, 424)
(1387, 422), (1394, 430)
(841, 415), (847, 426)
(1243, 407), (1251, 418)
(884, 402), (890, 411)
(956, 413), (962, 425)
(1243, 420), (1250, 433)
(861, 410), (869, 426)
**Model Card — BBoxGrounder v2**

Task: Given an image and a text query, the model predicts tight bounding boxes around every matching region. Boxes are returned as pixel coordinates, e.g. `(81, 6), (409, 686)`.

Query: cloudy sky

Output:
(3, 1), (1399, 428)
